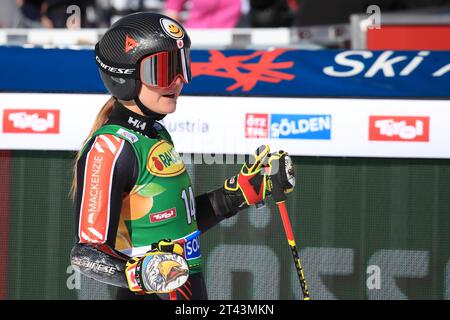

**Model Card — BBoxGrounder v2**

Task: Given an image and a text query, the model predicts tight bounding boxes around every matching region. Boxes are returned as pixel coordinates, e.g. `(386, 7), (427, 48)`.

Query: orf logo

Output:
(369, 116), (430, 142)
(146, 141), (186, 177)
(2, 109), (60, 134)
(245, 113), (269, 138)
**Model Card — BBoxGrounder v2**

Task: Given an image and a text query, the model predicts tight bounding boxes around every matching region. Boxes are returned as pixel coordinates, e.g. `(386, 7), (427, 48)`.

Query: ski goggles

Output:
(140, 48), (192, 88)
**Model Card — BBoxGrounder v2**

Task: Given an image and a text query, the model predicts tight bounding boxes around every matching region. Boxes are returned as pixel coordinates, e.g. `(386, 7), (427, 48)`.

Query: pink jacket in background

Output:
(165, 0), (241, 28)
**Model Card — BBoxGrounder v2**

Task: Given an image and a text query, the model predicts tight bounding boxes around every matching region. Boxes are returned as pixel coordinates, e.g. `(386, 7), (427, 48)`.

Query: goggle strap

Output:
(180, 48), (190, 81)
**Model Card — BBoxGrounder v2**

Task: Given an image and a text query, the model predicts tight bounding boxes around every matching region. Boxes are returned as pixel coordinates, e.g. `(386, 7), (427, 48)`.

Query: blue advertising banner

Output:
(269, 114), (332, 140)
(0, 46), (449, 98)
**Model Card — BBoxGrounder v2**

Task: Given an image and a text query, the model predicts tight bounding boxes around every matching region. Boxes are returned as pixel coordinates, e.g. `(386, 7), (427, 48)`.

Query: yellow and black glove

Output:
(125, 239), (189, 294)
(266, 150), (296, 202)
(223, 145), (295, 210)
(224, 145), (270, 209)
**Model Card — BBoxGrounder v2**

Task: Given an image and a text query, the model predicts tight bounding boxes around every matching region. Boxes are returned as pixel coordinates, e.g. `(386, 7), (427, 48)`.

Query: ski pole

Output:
(270, 170), (310, 300)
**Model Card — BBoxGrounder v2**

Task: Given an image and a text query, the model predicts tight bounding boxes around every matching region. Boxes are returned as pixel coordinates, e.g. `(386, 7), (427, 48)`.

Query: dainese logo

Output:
(124, 34), (138, 53)
(369, 116), (430, 142)
(2, 109), (60, 134)
(147, 141), (186, 177)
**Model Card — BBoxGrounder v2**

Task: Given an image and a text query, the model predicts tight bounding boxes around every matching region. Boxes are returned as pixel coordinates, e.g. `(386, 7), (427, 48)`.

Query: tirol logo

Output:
(160, 18), (184, 39)
(147, 141), (186, 177)
(3, 109), (60, 134)
(369, 116), (430, 142)
(150, 208), (177, 223)
(245, 113), (332, 140)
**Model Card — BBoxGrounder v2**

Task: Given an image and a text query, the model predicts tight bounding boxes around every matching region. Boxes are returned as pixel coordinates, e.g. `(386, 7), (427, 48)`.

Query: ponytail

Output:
(70, 97), (116, 200)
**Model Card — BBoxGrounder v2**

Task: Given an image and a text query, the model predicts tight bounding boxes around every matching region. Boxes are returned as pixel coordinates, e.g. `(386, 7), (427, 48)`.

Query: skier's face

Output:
(138, 76), (184, 114)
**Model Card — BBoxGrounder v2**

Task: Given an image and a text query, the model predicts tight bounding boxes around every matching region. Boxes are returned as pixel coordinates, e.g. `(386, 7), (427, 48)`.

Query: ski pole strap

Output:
(269, 173), (287, 203)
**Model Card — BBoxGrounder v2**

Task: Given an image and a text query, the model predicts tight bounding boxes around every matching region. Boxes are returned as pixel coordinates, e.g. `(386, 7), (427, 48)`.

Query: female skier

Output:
(70, 12), (295, 300)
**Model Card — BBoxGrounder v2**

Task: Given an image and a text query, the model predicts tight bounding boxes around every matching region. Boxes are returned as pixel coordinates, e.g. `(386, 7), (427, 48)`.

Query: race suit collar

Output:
(106, 101), (160, 138)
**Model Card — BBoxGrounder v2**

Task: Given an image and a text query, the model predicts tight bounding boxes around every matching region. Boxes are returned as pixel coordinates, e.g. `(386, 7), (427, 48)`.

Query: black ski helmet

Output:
(94, 12), (191, 114)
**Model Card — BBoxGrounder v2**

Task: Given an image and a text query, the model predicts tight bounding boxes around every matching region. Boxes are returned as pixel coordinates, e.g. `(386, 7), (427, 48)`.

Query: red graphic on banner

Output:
(369, 116), (429, 142)
(2, 109), (60, 134)
(191, 50), (295, 91)
(245, 113), (269, 138)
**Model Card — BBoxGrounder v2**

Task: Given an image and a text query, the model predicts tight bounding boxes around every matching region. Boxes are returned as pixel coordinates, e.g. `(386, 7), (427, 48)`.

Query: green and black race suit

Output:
(71, 101), (239, 300)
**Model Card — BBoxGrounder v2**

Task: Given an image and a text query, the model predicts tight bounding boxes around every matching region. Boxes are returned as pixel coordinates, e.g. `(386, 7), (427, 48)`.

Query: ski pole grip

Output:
(270, 174), (287, 203)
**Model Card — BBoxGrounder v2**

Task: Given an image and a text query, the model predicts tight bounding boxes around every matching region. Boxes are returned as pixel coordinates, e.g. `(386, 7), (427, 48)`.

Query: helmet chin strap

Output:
(134, 96), (166, 121)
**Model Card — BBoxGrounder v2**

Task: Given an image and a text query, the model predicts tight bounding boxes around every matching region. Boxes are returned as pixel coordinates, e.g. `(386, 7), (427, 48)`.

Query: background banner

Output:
(0, 47), (449, 98)
(1, 94), (450, 159)
(1, 46), (449, 300)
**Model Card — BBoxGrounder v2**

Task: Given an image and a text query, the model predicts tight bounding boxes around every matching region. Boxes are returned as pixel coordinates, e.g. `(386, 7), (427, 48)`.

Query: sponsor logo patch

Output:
(160, 18), (184, 39)
(125, 34), (138, 53)
(3, 109), (60, 134)
(270, 114), (332, 139)
(175, 230), (201, 261)
(147, 141), (186, 177)
(79, 135), (124, 244)
(128, 117), (147, 131)
(150, 208), (177, 223)
(71, 256), (117, 275)
(184, 231), (201, 261)
(116, 128), (138, 143)
(369, 116), (429, 142)
(245, 113), (269, 138)
(95, 55), (135, 75)
(245, 113), (332, 140)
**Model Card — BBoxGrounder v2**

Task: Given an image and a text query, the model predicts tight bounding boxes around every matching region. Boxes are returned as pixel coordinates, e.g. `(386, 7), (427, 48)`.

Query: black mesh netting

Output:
(0, 151), (449, 299)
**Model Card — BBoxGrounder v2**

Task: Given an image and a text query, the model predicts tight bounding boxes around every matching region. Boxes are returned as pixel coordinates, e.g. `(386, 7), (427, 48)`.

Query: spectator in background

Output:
(16, 0), (96, 28)
(0, 0), (22, 28)
(16, 0), (42, 27)
(96, 0), (166, 27)
(164, 0), (243, 28)
(292, 0), (450, 27)
(249, 0), (298, 27)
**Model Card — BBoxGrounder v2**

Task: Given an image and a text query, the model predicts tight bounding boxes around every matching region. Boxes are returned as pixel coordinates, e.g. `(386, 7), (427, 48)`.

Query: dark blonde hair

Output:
(70, 97), (115, 199)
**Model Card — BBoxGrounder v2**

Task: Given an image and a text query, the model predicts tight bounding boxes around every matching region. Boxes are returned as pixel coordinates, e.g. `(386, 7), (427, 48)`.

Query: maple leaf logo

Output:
(125, 34), (138, 53)
(191, 49), (295, 91)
